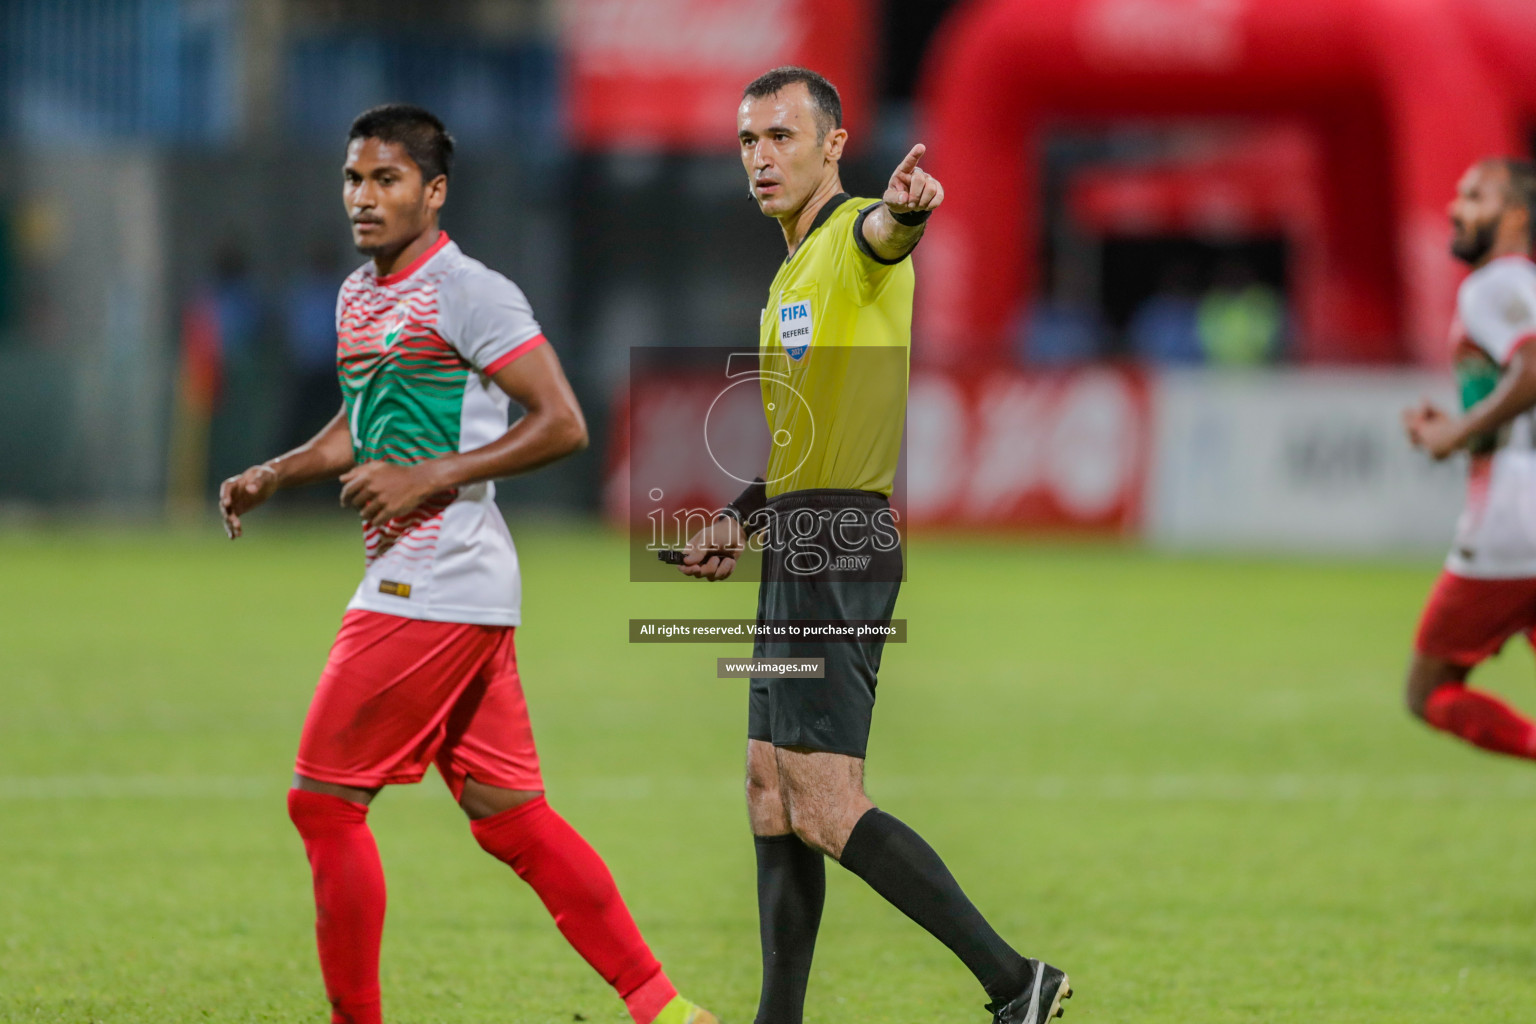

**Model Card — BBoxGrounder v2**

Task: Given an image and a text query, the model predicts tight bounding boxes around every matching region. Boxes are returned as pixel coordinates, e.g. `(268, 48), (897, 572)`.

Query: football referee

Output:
(678, 67), (1072, 1024)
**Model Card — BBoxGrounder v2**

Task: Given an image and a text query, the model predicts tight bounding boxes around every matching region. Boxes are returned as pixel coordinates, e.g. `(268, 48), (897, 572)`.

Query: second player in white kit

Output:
(1403, 157), (1536, 762)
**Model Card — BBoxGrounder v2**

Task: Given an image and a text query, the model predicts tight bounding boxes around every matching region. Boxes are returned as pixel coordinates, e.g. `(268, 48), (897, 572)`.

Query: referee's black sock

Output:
(838, 808), (1031, 1005)
(753, 833), (825, 1024)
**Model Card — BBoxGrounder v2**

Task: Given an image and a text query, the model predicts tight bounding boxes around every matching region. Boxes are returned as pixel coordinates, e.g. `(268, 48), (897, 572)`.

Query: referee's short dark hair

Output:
(348, 104), (455, 183)
(743, 66), (842, 142)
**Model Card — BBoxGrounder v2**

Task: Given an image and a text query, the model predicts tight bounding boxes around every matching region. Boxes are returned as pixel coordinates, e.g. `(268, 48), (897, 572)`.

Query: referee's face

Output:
(739, 85), (844, 219)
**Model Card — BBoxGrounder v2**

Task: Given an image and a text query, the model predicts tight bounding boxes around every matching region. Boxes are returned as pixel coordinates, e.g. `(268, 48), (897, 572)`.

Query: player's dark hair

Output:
(742, 66), (842, 141)
(1498, 158), (1536, 240)
(347, 104), (455, 183)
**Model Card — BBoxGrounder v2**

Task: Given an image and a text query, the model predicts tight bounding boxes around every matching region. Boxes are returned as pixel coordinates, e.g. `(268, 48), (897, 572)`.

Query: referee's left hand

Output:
(680, 516), (746, 581)
(883, 144), (944, 216)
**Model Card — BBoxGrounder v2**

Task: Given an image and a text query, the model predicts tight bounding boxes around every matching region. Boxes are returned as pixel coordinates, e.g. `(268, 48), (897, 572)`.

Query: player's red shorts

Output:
(295, 608), (543, 797)
(1414, 570), (1536, 667)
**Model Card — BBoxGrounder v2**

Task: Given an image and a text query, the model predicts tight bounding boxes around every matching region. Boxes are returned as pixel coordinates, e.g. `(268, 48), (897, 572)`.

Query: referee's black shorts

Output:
(747, 489), (903, 758)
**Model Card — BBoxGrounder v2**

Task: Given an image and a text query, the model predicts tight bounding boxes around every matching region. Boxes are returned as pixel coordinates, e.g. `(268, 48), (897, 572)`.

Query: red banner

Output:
(563, 0), (873, 152)
(905, 367), (1151, 530)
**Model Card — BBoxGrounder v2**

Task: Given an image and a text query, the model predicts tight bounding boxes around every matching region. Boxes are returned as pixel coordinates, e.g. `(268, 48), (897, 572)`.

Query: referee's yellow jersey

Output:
(758, 194), (912, 499)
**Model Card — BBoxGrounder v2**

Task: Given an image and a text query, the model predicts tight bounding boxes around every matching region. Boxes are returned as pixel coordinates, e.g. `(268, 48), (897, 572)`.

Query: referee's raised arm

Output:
(860, 143), (944, 262)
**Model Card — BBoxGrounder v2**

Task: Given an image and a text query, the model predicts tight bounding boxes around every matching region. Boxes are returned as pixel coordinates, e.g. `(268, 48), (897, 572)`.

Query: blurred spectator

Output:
(205, 241), (279, 490)
(1014, 252), (1106, 365)
(1196, 259), (1284, 366)
(1015, 298), (1105, 365)
(0, 202), (13, 344)
(1127, 261), (1203, 364)
(282, 242), (343, 450)
(211, 243), (262, 361)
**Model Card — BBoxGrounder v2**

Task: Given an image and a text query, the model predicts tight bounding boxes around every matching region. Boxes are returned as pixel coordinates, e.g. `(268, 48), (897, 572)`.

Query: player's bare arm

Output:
(220, 407), (355, 539)
(861, 143), (943, 262)
(1405, 346), (1536, 459)
(339, 343), (587, 528)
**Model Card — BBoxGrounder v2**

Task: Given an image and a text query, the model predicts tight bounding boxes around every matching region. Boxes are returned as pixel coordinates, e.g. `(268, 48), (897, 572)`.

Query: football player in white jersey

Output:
(1403, 157), (1536, 760)
(219, 105), (715, 1024)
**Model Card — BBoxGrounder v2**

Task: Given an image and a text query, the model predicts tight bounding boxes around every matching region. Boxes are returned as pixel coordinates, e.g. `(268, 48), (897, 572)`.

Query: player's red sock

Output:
(1424, 683), (1536, 759)
(471, 797), (675, 1024)
(288, 789), (386, 1024)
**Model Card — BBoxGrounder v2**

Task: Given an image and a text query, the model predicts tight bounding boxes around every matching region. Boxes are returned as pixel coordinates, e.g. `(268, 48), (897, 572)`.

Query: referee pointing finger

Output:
(680, 67), (1071, 1024)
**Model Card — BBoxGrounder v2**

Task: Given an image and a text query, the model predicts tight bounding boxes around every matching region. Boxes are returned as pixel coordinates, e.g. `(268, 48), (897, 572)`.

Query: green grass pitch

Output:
(4, 521), (1536, 1022)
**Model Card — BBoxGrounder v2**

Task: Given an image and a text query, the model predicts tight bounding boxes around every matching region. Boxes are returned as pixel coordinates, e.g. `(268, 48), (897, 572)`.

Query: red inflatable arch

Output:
(915, 0), (1535, 367)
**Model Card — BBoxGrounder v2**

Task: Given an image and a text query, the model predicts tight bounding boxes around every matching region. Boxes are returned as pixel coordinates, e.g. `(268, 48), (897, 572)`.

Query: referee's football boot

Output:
(987, 959), (1072, 1024)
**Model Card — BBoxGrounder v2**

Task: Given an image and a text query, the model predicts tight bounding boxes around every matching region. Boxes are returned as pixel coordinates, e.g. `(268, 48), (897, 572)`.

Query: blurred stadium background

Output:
(11, 0), (1536, 544)
(10, 2), (1536, 1022)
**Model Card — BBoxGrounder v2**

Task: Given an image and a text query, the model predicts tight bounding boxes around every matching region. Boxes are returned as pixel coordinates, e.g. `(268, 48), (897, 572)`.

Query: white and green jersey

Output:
(1446, 254), (1536, 578)
(335, 232), (546, 624)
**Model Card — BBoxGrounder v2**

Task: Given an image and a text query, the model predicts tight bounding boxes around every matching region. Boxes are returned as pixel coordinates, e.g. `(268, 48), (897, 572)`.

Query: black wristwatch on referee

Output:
(721, 477), (768, 530)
